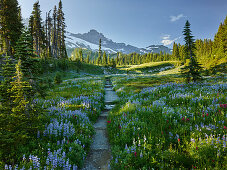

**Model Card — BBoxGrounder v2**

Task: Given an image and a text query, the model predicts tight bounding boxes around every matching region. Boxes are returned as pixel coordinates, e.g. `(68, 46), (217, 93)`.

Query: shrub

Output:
(54, 72), (62, 84)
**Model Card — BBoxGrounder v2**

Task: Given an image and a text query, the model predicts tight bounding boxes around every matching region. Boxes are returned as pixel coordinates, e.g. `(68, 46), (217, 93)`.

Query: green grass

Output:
(119, 61), (180, 71)
(112, 75), (184, 95)
(156, 65), (184, 75)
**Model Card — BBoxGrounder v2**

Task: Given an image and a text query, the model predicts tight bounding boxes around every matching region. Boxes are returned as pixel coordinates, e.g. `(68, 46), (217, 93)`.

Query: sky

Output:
(18, 0), (227, 48)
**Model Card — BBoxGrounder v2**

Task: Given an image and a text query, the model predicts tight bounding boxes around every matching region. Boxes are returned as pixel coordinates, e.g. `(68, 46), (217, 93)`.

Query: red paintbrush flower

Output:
(134, 152), (137, 157)
(107, 121), (111, 123)
(178, 138), (180, 142)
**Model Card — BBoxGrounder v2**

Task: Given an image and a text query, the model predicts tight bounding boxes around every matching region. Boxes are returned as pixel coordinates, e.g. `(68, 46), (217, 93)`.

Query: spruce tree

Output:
(0, 0), (23, 55)
(57, 0), (67, 58)
(86, 54), (90, 64)
(52, 5), (58, 59)
(107, 54), (110, 65)
(0, 59), (40, 162)
(0, 55), (15, 111)
(14, 28), (36, 78)
(172, 42), (180, 60)
(181, 20), (202, 82)
(102, 51), (107, 65)
(97, 38), (102, 65)
(213, 16), (227, 60)
(45, 10), (53, 58)
(30, 1), (45, 57)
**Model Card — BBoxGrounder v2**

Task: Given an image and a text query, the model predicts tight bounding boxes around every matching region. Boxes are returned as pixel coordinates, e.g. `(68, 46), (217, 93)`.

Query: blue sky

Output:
(18, 0), (227, 48)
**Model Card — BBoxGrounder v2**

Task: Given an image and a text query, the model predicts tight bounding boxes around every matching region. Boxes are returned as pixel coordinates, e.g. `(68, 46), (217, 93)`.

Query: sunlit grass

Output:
(119, 61), (180, 71)
(157, 65), (184, 75)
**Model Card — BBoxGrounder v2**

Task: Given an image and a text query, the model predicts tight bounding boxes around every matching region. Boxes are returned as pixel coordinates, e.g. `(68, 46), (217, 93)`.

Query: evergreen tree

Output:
(110, 58), (116, 68)
(0, 55), (15, 112)
(97, 38), (102, 65)
(0, 59), (40, 162)
(79, 48), (83, 62)
(213, 16), (227, 60)
(0, 0), (23, 55)
(57, 0), (67, 58)
(45, 10), (52, 58)
(172, 42), (180, 60)
(30, 1), (45, 57)
(52, 5), (58, 58)
(116, 52), (119, 65)
(14, 28), (36, 78)
(102, 51), (107, 65)
(107, 54), (110, 65)
(181, 20), (202, 82)
(86, 54), (90, 64)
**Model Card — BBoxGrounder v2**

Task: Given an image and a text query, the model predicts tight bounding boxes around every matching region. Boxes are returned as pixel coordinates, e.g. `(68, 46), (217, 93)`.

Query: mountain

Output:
(142, 45), (172, 54)
(66, 29), (172, 56)
(21, 17), (171, 55)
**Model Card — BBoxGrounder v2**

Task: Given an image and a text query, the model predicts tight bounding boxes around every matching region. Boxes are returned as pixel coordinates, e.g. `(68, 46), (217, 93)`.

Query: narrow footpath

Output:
(82, 77), (119, 170)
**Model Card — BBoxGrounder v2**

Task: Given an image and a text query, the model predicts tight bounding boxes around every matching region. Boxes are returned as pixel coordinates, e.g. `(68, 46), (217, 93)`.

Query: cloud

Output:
(161, 35), (181, 46)
(170, 14), (184, 22)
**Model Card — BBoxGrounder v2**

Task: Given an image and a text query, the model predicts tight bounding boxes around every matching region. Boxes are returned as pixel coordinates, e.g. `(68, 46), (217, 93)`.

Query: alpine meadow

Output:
(0, 0), (226, 169)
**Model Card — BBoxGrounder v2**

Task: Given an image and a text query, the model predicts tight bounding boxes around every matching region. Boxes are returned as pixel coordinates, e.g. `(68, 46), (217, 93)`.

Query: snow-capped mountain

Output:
(65, 29), (172, 54)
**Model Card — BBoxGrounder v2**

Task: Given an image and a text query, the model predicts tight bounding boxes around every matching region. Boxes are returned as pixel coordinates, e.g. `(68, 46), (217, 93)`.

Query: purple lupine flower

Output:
(140, 152), (143, 158)
(37, 131), (40, 138)
(73, 165), (78, 170)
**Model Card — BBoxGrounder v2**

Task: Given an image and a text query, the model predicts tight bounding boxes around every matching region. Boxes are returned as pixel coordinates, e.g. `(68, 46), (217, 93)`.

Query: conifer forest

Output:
(0, 0), (226, 169)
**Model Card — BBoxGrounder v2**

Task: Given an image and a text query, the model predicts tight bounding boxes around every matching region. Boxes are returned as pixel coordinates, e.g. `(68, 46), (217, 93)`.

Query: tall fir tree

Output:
(52, 5), (58, 58)
(0, 0), (23, 55)
(97, 38), (102, 65)
(45, 10), (52, 58)
(57, 0), (67, 58)
(0, 55), (15, 112)
(172, 42), (180, 60)
(181, 20), (202, 82)
(102, 51), (107, 65)
(213, 16), (227, 60)
(14, 28), (36, 78)
(86, 54), (90, 64)
(29, 1), (45, 58)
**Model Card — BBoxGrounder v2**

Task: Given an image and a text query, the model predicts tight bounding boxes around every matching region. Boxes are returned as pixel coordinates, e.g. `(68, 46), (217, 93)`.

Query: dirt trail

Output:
(82, 77), (118, 170)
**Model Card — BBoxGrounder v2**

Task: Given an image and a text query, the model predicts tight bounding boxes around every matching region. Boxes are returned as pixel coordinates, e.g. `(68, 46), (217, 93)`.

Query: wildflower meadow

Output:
(108, 76), (226, 169)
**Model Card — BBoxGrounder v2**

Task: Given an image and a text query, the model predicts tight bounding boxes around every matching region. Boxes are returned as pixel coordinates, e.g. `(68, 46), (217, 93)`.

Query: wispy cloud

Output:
(170, 14), (184, 22)
(161, 35), (181, 46)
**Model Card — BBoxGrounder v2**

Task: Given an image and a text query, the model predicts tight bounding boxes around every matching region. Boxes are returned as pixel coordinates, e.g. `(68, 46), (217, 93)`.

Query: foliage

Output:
(54, 71), (62, 84)
(0, 59), (42, 165)
(181, 20), (202, 82)
(0, 0), (23, 55)
(14, 28), (37, 78)
(2, 77), (105, 169)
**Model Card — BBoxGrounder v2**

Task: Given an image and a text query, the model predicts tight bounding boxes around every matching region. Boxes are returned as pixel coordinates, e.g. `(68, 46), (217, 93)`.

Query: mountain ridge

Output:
(65, 29), (172, 55)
